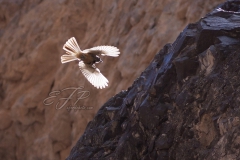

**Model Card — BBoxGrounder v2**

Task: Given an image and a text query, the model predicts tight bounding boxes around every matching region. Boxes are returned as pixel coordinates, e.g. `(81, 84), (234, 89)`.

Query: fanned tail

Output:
(61, 37), (82, 63)
(61, 55), (78, 63)
(63, 37), (81, 55)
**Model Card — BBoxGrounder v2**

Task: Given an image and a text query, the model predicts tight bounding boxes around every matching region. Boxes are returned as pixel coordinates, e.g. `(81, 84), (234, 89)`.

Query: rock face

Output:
(67, 1), (240, 159)
(0, 0), (226, 159)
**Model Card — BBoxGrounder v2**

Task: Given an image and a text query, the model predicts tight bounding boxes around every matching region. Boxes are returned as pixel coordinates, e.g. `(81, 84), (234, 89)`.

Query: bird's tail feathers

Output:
(61, 55), (78, 63)
(63, 37), (81, 55)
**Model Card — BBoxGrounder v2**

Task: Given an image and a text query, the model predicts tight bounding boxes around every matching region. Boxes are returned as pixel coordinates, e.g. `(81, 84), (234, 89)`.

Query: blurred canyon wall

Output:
(0, 0), (225, 159)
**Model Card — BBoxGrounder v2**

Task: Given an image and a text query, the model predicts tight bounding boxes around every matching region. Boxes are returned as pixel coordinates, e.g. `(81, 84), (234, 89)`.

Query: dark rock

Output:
(67, 1), (240, 159)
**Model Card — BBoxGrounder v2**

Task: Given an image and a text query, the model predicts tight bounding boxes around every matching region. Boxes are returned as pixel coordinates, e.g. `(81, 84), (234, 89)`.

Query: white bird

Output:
(61, 37), (120, 89)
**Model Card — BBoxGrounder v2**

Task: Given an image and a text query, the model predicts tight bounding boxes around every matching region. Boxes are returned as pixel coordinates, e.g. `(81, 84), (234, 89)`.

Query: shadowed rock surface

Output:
(68, 1), (240, 159)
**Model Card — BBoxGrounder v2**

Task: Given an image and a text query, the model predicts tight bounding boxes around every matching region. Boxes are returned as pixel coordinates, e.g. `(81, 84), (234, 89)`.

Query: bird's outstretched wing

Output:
(83, 46), (120, 57)
(63, 37), (81, 55)
(78, 61), (109, 89)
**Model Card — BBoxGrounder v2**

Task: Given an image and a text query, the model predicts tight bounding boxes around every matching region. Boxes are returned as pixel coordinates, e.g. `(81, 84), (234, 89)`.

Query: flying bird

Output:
(61, 37), (120, 89)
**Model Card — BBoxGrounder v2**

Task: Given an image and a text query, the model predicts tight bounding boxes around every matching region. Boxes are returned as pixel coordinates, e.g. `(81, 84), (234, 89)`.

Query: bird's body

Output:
(75, 52), (98, 64)
(61, 37), (120, 89)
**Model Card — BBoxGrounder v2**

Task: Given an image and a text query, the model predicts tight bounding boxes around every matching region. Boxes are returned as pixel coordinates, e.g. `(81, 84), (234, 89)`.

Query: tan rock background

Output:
(0, 0), (225, 159)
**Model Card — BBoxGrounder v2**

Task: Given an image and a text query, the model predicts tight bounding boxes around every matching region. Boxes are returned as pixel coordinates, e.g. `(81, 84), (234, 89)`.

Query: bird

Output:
(61, 37), (120, 89)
